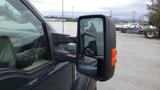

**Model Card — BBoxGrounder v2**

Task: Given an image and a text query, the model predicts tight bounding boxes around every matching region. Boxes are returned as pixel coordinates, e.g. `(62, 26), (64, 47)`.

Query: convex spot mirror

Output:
(77, 15), (117, 81)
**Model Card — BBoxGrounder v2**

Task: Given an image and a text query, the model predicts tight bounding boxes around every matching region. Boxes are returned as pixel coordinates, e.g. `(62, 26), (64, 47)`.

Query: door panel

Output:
(0, 62), (54, 90)
(75, 73), (97, 90)
(31, 62), (74, 90)
(0, 62), (74, 90)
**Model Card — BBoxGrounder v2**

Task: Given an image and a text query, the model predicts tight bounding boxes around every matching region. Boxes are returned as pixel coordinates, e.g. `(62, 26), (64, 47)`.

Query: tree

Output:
(148, 0), (160, 28)
(148, 0), (160, 37)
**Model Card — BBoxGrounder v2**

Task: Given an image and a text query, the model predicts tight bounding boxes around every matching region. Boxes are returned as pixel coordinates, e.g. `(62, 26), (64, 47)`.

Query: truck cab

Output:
(0, 0), (116, 90)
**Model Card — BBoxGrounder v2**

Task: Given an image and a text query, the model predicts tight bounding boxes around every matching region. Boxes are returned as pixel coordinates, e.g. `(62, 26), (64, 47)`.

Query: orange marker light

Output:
(112, 48), (117, 66)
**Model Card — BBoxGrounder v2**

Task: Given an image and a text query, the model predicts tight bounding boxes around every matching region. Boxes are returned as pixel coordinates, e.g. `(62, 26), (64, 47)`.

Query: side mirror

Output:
(77, 15), (117, 81)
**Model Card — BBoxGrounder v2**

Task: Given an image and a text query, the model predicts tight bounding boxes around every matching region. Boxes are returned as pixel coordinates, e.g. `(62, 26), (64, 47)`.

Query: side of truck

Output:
(0, 0), (117, 90)
(119, 23), (144, 33)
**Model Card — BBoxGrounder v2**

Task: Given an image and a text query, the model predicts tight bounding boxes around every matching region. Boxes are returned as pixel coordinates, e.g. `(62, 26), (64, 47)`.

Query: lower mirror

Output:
(79, 56), (98, 77)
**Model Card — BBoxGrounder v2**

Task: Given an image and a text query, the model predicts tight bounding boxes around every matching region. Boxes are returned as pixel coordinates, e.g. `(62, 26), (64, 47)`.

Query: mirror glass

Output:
(78, 18), (104, 77)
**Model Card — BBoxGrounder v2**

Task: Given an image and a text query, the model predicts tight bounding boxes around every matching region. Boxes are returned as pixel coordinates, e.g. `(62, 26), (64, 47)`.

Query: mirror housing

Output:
(77, 15), (117, 81)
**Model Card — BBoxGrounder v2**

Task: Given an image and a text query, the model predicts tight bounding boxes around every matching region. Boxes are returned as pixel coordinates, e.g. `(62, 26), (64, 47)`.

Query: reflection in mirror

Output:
(79, 18), (104, 77)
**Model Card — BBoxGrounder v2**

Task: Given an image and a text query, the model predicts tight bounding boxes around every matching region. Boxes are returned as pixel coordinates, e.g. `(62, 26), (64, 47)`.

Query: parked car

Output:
(115, 24), (124, 31)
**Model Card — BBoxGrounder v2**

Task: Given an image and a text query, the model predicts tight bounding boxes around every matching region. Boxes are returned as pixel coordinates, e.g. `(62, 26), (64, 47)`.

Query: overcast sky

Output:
(29, 0), (149, 19)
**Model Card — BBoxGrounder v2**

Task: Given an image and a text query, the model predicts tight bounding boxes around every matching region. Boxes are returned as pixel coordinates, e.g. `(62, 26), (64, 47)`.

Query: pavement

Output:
(97, 32), (160, 90)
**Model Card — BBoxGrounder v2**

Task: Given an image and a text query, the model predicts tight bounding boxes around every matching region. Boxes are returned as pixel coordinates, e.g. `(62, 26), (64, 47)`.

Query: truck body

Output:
(0, 0), (116, 90)
(116, 23), (144, 33)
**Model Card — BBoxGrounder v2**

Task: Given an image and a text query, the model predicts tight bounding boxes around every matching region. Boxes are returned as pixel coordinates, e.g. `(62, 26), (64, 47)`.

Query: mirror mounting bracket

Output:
(55, 49), (76, 64)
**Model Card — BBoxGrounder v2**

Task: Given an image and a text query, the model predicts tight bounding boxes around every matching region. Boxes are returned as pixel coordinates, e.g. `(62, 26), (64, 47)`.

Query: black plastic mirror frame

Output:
(77, 15), (116, 81)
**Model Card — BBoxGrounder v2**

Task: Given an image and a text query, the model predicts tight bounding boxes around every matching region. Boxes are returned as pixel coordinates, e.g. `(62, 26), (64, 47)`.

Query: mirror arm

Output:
(52, 33), (77, 45)
(55, 49), (76, 64)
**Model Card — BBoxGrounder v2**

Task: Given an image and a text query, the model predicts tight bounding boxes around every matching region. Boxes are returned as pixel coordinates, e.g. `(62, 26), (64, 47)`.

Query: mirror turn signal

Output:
(112, 48), (117, 66)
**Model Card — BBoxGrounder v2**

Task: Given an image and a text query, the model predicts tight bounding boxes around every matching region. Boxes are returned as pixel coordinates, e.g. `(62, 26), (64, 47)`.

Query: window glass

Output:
(0, 0), (50, 70)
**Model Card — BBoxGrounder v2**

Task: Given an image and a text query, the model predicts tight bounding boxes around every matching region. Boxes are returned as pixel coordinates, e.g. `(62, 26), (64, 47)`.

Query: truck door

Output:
(0, 0), (74, 90)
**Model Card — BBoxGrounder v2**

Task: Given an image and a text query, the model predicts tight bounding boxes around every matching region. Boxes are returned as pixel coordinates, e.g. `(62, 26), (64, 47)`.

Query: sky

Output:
(29, 0), (149, 19)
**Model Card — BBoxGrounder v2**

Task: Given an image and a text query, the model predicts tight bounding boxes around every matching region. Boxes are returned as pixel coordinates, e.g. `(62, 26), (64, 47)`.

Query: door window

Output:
(0, 0), (50, 71)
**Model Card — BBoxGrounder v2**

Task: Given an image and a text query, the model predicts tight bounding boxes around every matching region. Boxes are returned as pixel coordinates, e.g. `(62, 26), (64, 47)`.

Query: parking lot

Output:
(98, 32), (160, 90)
(50, 22), (160, 90)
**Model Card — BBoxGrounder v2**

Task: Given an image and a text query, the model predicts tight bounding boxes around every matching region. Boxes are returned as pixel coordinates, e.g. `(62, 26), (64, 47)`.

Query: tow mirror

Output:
(77, 15), (117, 81)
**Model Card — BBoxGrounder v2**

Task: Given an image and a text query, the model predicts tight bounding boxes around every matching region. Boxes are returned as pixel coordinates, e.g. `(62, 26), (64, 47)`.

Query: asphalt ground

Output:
(97, 32), (160, 90)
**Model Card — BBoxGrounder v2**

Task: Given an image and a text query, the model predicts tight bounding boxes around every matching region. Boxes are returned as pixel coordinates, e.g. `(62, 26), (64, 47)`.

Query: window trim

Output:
(20, 0), (53, 60)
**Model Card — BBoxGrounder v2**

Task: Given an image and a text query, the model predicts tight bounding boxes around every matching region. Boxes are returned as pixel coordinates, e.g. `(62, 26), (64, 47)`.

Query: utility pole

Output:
(72, 6), (74, 19)
(62, 0), (64, 33)
(110, 10), (112, 18)
(139, 15), (145, 25)
(132, 11), (136, 23)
